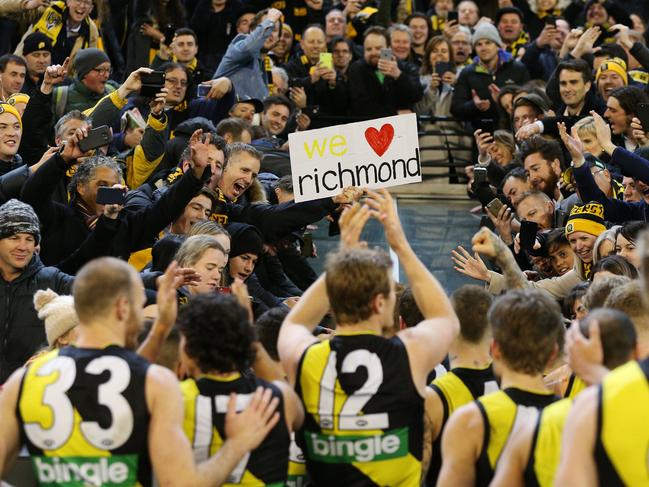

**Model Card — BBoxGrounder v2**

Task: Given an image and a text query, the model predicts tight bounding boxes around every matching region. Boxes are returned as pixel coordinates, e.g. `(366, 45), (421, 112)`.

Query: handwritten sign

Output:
(288, 114), (421, 202)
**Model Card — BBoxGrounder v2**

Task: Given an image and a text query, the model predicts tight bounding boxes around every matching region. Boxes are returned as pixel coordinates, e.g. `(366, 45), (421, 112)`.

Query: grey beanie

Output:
(472, 22), (503, 47)
(73, 48), (111, 80)
(0, 199), (40, 243)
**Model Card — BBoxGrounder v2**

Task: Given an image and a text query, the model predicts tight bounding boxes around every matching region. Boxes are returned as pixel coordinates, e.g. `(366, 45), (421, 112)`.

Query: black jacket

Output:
(451, 57), (530, 124)
(347, 59), (423, 118)
(18, 88), (55, 167)
(21, 152), (205, 265)
(0, 255), (74, 383)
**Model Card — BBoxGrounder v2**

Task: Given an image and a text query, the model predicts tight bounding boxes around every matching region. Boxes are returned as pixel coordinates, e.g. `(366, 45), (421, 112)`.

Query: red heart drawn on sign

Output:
(364, 124), (395, 157)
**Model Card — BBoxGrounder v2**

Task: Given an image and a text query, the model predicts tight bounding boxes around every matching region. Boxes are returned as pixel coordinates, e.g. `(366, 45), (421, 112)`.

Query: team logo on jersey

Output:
(305, 428), (409, 463)
(33, 455), (138, 486)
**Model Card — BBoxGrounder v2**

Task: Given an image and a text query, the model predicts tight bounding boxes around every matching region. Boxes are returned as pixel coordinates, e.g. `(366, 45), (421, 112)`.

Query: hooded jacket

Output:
(0, 255), (74, 383)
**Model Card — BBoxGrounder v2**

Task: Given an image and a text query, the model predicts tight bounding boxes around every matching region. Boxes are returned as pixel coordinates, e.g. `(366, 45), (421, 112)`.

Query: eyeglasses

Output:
(165, 77), (188, 87)
(92, 67), (112, 76)
(69, 0), (93, 6)
(328, 17), (346, 23)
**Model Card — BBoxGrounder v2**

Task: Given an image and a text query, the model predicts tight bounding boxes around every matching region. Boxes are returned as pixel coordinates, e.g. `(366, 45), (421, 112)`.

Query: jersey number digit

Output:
(318, 350), (389, 430)
(24, 356), (133, 450)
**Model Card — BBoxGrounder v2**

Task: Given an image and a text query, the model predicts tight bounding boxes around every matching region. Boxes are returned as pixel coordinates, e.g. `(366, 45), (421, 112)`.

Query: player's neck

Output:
(448, 341), (491, 369)
(498, 368), (550, 394)
(74, 321), (126, 349)
(336, 318), (383, 335)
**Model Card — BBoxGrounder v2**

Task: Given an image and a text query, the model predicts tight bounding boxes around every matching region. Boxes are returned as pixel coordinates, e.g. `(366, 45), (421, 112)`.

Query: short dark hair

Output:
(546, 228), (569, 254)
(495, 6), (524, 24)
(256, 306), (290, 361)
(563, 282), (589, 319)
(593, 43), (628, 66)
(0, 54), (27, 72)
(591, 255), (639, 279)
(583, 275), (631, 310)
(69, 155), (123, 195)
(451, 285), (493, 343)
(274, 174), (293, 194)
(158, 61), (190, 78)
(619, 220), (649, 244)
(579, 309), (636, 370)
(488, 289), (563, 374)
(173, 27), (198, 43)
(609, 86), (649, 117)
(329, 36), (354, 53)
(398, 287), (424, 327)
(180, 131), (226, 164)
(364, 26), (390, 44)
(556, 59), (592, 84)
(519, 135), (564, 168)
(262, 94), (292, 114)
(177, 293), (255, 373)
(216, 117), (252, 141)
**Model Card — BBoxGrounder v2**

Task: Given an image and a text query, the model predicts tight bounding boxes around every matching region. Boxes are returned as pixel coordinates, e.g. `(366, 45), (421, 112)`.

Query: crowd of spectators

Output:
(1, 0), (649, 485)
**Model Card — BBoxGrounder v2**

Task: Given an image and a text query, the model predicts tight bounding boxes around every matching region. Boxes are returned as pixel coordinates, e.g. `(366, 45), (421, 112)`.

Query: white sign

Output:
(288, 114), (421, 203)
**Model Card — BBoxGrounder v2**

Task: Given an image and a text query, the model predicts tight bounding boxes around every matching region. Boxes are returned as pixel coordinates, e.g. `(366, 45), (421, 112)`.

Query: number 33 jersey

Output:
(17, 346), (152, 487)
(295, 332), (424, 487)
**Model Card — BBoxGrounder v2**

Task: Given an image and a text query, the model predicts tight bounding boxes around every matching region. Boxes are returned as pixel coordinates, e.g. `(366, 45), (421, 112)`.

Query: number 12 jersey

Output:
(296, 332), (424, 487)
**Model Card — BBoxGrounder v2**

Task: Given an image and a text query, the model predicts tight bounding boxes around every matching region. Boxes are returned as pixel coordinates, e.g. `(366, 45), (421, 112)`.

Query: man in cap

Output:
(495, 7), (529, 59)
(51, 47), (118, 119)
(451, 22), (530, 127)
(229, 95), (264, 124)
(20, 32), (53, 94)
(0, 199), (74, 383)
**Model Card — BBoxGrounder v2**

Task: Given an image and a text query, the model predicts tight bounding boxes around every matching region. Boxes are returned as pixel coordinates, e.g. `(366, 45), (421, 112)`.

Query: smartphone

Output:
(473, 166), (487, 185)
(96, 186), (126, 205)
(434, 61), (453, 74)
(637, 103), (649, 132)
(319, 52), (333, 70)
(519, 220), (539, 252)
(446, 11), (458, 22)
(78, 125), (112, 153)
(140, 71), (166, 97)
(197, 84), (211, 98)
(476, 118), (495, 135)
(486, 197), (504, 217)
(301, 233), (315, 258)
(380, 48), (393, 61)
(544, 15), (557, 27)
(162, 24), (176, 45)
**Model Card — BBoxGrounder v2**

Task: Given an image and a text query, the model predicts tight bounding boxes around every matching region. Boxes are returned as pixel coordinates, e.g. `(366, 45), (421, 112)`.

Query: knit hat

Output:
(0, 102), (22, 130)
(228, 223), (264, 258)
(0, 199), (40, 243)
(22, 32), (53, 56)
(73, 48), (111, 80)
(595, 57), (628, 86)
(472, 22), (503, 47)
(7, 93), (30, 107)
(565, 202), (606, 238)
(515, 93), (550, 114)
(34, 289), (79, 346)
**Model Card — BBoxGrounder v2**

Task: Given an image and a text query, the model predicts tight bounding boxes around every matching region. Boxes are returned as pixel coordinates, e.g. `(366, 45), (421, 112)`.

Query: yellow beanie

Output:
(595, 57), (628, 85)
(565, 202), (606, 238)
(0, 102), (22, 130)
(7, 92), (30, 107)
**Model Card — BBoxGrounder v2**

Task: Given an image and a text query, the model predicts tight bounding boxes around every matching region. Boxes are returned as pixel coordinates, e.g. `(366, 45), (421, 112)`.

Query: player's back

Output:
(17, 345), (152, 487)
(296, 332), (424, 487)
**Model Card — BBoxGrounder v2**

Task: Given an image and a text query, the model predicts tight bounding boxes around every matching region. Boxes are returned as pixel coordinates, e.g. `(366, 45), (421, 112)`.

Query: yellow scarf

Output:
(33, 1), (90, 48)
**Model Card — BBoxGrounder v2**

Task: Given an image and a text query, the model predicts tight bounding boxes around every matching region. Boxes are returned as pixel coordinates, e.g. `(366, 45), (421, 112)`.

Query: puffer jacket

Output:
(0, 255), (74, 383)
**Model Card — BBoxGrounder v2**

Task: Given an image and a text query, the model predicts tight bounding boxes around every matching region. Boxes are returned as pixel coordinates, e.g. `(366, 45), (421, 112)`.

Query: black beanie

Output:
(228, 223), (264, 258)
(23, 32), (52, 56)
(73, 48), (110, 80)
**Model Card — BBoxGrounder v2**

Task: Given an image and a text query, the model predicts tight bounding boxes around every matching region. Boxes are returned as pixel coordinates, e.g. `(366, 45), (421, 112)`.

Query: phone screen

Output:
(319, 52), (333, 70)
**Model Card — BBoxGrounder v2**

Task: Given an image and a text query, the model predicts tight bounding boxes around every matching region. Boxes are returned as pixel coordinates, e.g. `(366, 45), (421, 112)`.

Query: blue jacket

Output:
(574, 147), (649, 223)
(213, 19), (276, 100)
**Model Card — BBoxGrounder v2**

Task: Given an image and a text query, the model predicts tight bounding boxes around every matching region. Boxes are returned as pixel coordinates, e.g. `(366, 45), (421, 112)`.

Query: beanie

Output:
(472, 22), (503, 47)
(0, 199), (40, 243)
(228, 223), (264, 258)
(515, 93), (549, 114)
(595, 57), (628, 86)
(7, 93), (30, 107)
(0, 102), (22, 130)
(565, 202), (606, 238)
(22, 32), (53, 56)
(73, 48), (111, 80)
(34, 289), (79, 346)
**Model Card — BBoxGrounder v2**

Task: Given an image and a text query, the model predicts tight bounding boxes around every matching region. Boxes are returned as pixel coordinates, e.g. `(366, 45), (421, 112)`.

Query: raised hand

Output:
(474, 129), (494, 159)
(41, 57), (70, 94)
(203, 77), (232, 100)
(339, 203), (370, 248)
(589, 110), (616, 155)
(472, 89), (490, 112)
(630, 117), (649, 147)
(59, 126), (91, 163)
(365, 189), (407, 252)
(558, 122), (585, 167)
(156, 261), (184, 330)
(451, 245), (490, 282)
(188, 129), (212, 179)
(571, 26), (601, 58)
(119, 66), (154, 98)
(149, 87), (168, 116)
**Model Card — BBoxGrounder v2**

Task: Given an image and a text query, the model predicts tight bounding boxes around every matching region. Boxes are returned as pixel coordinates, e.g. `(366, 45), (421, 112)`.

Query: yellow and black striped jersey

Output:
(287, 433), (307, 487)
(524, 398), (572, 487)
(594, 358), (649, 486)
(296, 332), (424, 486)
(475, 387), (557, 487)
(426, 365), (497, 486)
(181, 373), (290, 486)
(563, 373), (586, 399)
(17, 345), (152, 487)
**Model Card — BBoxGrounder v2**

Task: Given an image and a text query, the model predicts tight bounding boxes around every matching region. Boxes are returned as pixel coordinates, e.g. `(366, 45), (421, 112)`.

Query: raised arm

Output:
(366, 189), (459, 391)
(0, 368), (24, 477)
